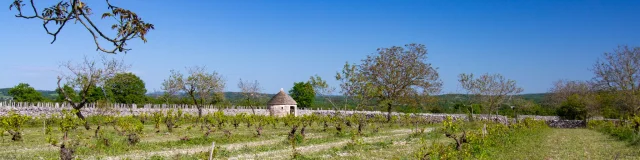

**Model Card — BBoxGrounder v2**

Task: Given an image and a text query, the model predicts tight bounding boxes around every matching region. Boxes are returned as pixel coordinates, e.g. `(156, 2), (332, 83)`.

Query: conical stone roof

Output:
(267, 88), (297, 105)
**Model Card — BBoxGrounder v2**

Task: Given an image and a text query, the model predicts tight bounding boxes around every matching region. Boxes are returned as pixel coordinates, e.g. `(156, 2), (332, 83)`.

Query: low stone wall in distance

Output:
(0, 102), (617, 128)
(545, 120), (586, 128)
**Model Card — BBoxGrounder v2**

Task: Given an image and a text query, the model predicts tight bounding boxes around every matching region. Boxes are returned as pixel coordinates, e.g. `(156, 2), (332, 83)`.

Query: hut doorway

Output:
(290, 106), (295, 115)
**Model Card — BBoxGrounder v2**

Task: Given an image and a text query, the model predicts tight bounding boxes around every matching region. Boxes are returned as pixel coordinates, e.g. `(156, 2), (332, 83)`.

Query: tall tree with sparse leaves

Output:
(336, 43), (443, 121)
(458, 73), (524, 117)
(57, 55), (128, 130)
(238, 78), (263, 114)
(162, 66), (226, 118)
(592, 45), (640, 116)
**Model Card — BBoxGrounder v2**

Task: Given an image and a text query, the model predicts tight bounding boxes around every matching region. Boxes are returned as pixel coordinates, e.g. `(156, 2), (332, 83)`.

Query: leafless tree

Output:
(162, 66), (225, 118)
(9, 0), (154, 54)
(592, 45), (640, 116)
(336, 43), (443, 121)
(57, 55), (129, 129)
(160, 70), (184, 104)
(458, 73), (523, 118)
(309, 75), (339, 109)
(548, 80), (592, 106)
(548, 80), (601, 119)
(237, 78), (262, 114)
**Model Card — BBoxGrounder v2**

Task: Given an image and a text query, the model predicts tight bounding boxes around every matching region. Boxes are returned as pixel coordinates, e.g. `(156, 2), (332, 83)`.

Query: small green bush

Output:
(0, 111), (30, 141)
(589, 118), (640, 145)
(414, 116), (549, 159)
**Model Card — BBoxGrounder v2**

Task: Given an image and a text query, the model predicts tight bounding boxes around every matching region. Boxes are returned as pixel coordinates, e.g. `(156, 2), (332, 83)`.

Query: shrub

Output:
(415, 117), (548, 159)
(152, 111), (163, 132)
(115, 116), (144, 145)
(589, 118), (640, 145)
(1, 111), (31, 141)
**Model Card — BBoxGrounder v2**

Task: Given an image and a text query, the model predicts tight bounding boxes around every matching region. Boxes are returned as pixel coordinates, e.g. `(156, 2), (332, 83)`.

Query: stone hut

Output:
(267, 88), (298, 117)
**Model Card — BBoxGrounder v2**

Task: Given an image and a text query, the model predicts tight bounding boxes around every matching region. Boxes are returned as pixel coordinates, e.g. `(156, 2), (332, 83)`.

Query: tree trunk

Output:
(256, 125), (263, 136)
(95, 125), (101, 138)
(386, 103), (392, 122)
(323, 122), (328, 132)
(60, 145), (74, 160)
(198, 107), (203, 118)
(300, 125), (307, 138)
(166, 121), (174, 132)
(127, 133), (140, 145)
(73, 108), (91, 130)
(8, 130), (21, 141)
(446, 131), (467, 151)
(288, 125), (298, 140)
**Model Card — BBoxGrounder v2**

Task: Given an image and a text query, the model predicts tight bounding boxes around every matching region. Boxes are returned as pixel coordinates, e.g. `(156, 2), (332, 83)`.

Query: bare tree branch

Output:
(592, 45), (640, 115)
(458, 73), (523, 118)
(56, 55), (129, 129)
(9, 0), (154, 54)
(238, 78), (263, 114)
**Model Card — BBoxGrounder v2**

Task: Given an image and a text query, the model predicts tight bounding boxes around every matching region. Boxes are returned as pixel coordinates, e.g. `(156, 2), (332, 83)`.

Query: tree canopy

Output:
(8, 83), (45, 102)
(289, 82), (315, 108)
(592, 45), (640, 116)
(337, 43), (442, 121)
(162, 66), (226, 118)
(458, 73), (523, 116)
(104, 72), (147, 104)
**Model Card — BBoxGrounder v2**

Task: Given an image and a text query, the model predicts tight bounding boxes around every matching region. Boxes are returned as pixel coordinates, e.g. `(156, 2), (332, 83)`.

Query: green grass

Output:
(489, 129), (640, 160)
(5, 116), (640, 160)
(0, 120), (436, 160)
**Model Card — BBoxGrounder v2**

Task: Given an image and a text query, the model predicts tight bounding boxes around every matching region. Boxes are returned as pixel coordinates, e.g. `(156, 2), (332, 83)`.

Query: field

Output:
(1, 109), (640, 160)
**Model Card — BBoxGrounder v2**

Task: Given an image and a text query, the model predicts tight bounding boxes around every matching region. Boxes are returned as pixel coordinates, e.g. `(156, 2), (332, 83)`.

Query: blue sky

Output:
(1, 0), (639, 94)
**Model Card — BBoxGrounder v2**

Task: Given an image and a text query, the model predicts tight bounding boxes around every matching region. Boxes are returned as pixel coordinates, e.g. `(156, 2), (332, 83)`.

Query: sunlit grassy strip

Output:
(225, 130), (411, 158)
(167, 130), (413, 160)
(92, 124), (426, 159)
(0, 149), (59, 160)
(153, 125), (435, 159)
(480, 125), (551, 160)
(82, 127), (324, 159)
(1, 125), (288, 157)
(1, 123), (310, 159)
(303, 135), (451, 159)
(97, 129), (336, 159)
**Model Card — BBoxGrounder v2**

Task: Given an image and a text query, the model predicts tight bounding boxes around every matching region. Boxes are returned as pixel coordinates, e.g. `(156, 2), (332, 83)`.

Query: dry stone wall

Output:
(0, 102), (615, 128)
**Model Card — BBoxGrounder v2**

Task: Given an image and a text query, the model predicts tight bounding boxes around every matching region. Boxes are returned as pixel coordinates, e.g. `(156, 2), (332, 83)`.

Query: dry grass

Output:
(540, 129), (640, 160)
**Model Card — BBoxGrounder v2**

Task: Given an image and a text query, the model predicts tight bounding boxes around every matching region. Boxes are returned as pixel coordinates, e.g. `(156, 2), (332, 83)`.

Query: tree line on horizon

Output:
(4, 44), (639, 121)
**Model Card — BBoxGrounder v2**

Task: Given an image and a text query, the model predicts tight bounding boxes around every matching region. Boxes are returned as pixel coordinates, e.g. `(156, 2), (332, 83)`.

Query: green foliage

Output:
(56, 84), (106, 103)
(115, 116), (144, 145)
(164, 109), (183, 132)
(151, 111), (164, 132)
(589, 118), (640, 146)
(58, 110), (85, 136)
(104, 73), (147, 104)
(231, 113), (247, 129)
(289, 82), (315, 108)
(415, 117), (549, 159)
(556, 94), (588, 120)
(7, 83), (46, 102)
(0, 111), (30, 141)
